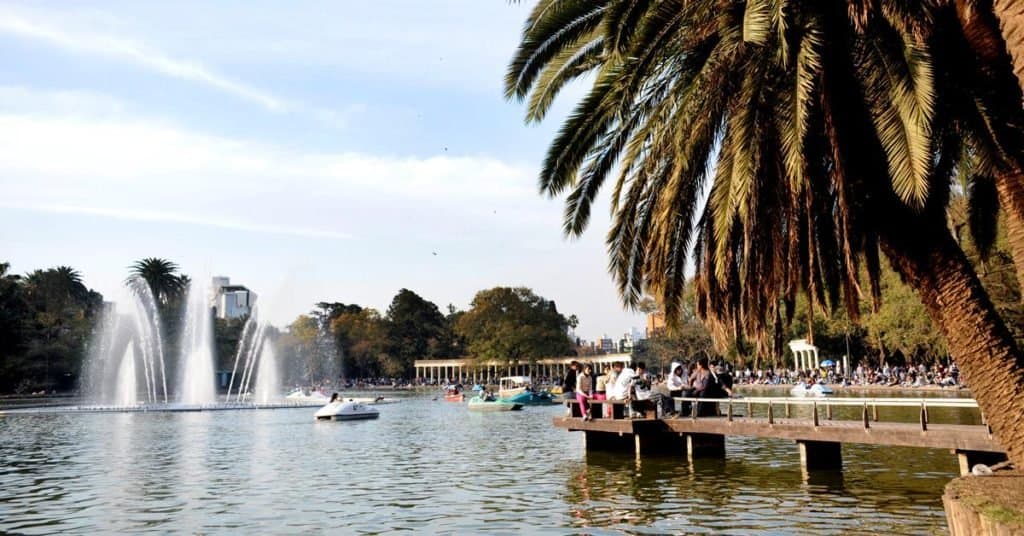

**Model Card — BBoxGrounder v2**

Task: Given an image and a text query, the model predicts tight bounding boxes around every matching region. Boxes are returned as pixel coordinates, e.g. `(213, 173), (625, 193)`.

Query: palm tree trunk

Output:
(995, 171), (1024, 297)
(879, 213), (1024, 467)
(992, 0), (1024, 92)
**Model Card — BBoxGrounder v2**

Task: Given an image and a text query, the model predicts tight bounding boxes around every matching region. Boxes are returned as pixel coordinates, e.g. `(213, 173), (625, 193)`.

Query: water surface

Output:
(0, 392), (964, 534)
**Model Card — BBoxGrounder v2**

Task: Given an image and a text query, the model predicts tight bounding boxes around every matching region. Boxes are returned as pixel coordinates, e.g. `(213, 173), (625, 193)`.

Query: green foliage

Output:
(331, 307), (393, 377)
(455, 286), (573, 363)
(0, 262), (104, 393)
(634, 320), (714, 372)
(505, 0), (1024, 363)
(386, 289), (453, 374)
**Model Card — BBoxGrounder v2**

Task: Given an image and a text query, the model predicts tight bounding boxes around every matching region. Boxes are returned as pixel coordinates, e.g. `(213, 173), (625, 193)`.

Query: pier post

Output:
(797, 440), (842, 471)
(954, 450), (1008, 476)
(687, 433), (725, 461)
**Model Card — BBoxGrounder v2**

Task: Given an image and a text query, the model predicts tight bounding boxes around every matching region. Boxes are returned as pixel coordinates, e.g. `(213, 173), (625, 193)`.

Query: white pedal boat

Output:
(790, 381), (834, 397)
(314, 400), (380, 421)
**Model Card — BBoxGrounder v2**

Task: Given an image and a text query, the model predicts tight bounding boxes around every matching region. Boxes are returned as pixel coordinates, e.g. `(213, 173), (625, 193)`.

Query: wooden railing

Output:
(574, 396), (983, 432)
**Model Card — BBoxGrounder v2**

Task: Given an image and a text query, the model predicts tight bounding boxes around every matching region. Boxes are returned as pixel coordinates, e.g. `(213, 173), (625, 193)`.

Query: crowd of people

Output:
(565, 357), (734, 420)
(731, 361), (961, 388)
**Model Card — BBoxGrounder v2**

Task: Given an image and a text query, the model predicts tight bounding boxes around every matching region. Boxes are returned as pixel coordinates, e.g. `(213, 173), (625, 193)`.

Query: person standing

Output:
(667, 362), (687, 398)
(562, 361), (579, 415)
(576, 364), (594, 421)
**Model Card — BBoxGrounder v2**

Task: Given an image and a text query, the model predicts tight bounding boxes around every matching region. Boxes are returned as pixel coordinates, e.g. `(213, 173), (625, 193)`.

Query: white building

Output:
(210, 276), (256, 319)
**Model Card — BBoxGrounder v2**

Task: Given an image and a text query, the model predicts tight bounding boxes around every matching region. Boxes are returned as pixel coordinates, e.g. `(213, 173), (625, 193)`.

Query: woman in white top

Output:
(667, 362), (688, 398)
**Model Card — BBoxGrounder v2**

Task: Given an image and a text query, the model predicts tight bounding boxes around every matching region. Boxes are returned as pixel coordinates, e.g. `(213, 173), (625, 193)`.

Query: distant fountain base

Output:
(0, 401), (324, 416)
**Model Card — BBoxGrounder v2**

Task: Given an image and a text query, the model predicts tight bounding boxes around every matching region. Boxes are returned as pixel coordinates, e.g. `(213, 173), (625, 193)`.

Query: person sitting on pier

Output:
(607, 361), (635, 418)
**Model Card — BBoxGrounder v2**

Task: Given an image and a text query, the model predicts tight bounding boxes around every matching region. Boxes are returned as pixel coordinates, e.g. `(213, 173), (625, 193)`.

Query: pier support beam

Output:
(798, 440), (842, 471)
(635, 432), (686, 456)
(687, 433), (725, 461)
(584, 431), (635, 453)
(954, 450), (1008, 477)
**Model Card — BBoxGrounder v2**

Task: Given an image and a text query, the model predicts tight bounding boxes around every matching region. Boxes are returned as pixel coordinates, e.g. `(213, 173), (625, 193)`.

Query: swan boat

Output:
(314, 400), (380, 421)
(790, 381), (835, 397)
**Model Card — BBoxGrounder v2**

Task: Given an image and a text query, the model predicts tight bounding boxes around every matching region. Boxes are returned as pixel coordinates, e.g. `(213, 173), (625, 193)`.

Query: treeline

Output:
(0, 263), (104, 393)
(273, 286), (575, 383)
(637, 203), (1024, 370)
(0, 256), (576, 393)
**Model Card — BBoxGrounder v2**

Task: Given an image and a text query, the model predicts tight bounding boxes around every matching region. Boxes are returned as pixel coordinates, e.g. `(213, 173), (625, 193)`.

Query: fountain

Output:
(114, 346), (138, 407)
(77, 273), (295, 413)
(178, 280), (217, 406)
(226, 304), (281, 404)
(253, 343), (280, 405)
(82, 278), (167, 405)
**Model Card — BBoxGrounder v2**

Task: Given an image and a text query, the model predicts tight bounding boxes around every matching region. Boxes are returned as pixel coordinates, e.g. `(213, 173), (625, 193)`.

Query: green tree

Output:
(507, 1), (1024, 464)
(331, 308), (394, 377)
(455, 287), (573, 363)
(20, 266), (103, 391)
(126, 258), (186, 307)
(281, 314), (337, 384)
(0, 263), (30, 392)
(385, 289), (452, 376)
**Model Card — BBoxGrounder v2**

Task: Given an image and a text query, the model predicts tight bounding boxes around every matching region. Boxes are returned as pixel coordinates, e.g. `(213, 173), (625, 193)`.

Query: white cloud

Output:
(0, 203), (354, 240)
(0, 10), (351, 126)
(0, 110), (537, 240)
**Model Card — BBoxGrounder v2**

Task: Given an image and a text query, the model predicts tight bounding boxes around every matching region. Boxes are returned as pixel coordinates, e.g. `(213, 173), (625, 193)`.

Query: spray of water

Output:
(253, 342), (280, 405)
(178, 280), (217, 405)
(82, 279), (168, 405)
(114, 345), (138, 406)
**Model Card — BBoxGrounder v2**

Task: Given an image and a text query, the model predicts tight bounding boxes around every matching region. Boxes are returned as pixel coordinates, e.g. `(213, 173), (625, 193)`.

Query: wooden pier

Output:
(556, 397), (1006, 476)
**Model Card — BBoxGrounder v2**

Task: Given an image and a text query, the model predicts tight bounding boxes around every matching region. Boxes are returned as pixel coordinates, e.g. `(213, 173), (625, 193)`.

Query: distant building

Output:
(210, 276), (256, 319)
(646, 311), (666, 338)
(598, 337), (615, 354)
(620, 328), (645, 353)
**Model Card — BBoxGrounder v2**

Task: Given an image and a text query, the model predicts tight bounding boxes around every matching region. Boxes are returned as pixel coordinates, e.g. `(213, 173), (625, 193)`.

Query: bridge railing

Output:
(664, 396), (983, 431)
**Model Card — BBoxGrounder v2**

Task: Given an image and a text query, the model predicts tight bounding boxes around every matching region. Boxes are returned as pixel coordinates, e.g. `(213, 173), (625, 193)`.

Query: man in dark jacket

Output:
(563, 361), (579, 415)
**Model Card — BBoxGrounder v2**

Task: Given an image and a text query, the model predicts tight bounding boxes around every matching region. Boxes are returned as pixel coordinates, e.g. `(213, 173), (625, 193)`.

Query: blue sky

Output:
(0, 1), (645, 340)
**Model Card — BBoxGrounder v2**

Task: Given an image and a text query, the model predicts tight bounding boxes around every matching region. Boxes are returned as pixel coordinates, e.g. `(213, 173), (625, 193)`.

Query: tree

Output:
(385, 289), (452, 375)
(331, 308), (394, 377)
(281, 314), (338, 384)
(507, 1), (1024, 464)
(455, 287), (573, 363)
(20, 266), (103, 391)
(0, 263), (30, 392)
(126, 258), (185, 307)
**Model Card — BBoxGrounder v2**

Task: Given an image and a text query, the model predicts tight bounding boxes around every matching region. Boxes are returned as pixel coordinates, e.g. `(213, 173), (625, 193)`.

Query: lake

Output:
(0, 390), (967, 534)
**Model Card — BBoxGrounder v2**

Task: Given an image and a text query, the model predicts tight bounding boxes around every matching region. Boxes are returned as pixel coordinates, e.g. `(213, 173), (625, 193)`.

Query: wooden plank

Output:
(552, 416), (1003, 453)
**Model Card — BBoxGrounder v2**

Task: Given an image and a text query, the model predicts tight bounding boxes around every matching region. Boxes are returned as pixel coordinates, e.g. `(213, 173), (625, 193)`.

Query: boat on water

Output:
(443, 384), (465, 402)
(790, 381), (835, 397)
(499, 390), (557, 406)
(495, 377), (556, 405)
(467, 395), (523, 412)
(314, 399), (380, 421)
(286, 388), (331, 403)
(497, 376), (532, 398)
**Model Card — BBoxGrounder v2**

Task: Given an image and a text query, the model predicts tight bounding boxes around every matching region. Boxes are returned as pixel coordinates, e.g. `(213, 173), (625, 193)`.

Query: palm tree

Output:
(507, 1), (1024, 465)
(948, 2), (1024, 300)
(126, 258), (185, 306)
(990, 0), (1024, 92)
